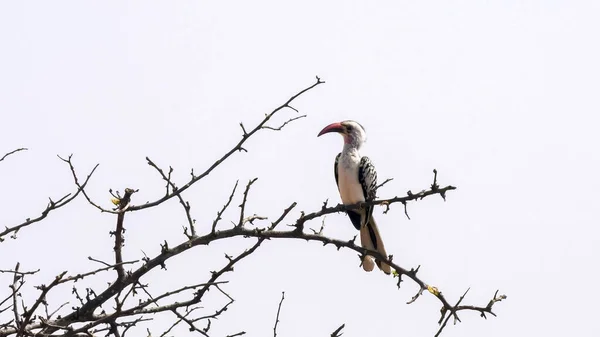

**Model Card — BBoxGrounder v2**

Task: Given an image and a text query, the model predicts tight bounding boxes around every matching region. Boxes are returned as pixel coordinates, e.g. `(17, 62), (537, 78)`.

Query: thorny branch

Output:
(75, 77), (323, 216)
(0, 173), (493, 337)
(62, 77), (323, 218)
(0, 78), (327, 336)
(0, 77), (503, 337)
(293, 169), (456, 233)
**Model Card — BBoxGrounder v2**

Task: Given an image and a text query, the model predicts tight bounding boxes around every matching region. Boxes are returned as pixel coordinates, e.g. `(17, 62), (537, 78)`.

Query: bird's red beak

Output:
(317, 122), (344, 137)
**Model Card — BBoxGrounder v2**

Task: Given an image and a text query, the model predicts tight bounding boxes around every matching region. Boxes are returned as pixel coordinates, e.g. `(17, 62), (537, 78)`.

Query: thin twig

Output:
(0, 148), (27, 162)
(263, 115), (307, 131)
(60, 260), (139, 284)
(375, 178), (393, 191)
(0, 268), (40, 276)
(238, 178), (258, 227)
(212, 181), (239, 232)
(273, 291), (285, 337)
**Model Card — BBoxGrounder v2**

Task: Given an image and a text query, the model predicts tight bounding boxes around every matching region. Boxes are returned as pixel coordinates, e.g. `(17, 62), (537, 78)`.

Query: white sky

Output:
(1, 1), (599, 336)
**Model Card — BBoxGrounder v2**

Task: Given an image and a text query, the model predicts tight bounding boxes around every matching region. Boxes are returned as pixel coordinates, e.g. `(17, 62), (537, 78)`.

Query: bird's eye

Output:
(346, 125), (353, 131)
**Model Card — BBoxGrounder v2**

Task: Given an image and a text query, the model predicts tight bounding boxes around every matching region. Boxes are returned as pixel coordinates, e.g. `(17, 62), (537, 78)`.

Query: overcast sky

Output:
(1, 1), (599, 336)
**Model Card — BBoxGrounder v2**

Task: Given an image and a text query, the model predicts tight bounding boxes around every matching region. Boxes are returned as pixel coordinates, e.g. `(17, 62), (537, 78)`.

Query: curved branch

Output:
(0, 148), (27, 163)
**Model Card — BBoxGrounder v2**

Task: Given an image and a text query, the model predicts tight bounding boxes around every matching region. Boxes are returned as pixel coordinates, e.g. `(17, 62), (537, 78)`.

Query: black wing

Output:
(359, 156), (380, 250)
(358, 156), (378, 219)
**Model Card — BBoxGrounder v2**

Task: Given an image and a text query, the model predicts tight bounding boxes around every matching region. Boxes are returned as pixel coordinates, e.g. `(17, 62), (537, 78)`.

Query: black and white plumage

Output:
(319, 120), (391, 274)
(334, 155), (377, 229)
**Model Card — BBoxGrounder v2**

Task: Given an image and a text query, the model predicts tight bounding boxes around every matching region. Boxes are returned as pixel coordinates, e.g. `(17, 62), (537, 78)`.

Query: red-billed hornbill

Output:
(318, 120), (391, 274)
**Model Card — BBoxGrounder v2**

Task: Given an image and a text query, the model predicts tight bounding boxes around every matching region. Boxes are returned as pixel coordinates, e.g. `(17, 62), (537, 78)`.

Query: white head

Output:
(317, 120), (367, 149)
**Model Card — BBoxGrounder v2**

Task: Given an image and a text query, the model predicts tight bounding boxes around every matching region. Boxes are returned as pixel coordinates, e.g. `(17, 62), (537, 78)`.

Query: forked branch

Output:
(0, 155), (98, 242)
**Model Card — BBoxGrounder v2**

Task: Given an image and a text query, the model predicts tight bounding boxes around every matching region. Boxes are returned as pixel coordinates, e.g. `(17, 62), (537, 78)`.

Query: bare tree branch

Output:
(17, 271), (67, 336)
(237, 178), (258, 227)
(2, 189), (499, 337)
(0, 155), (98, 242)
(330, 324), (345, 337)
(0, 148), (27, 163)
(212, 181), (239, 233)
(295, 170), (456, 232)
(112, 188), (138, 281)
(273, 291), (285, 337)
(0, 268), (39, 276)
(226, 332), (246, 337)
(59, 260), (139, 285)
(8, 263), (21, 333)
(262, 115), (307, 131)
(375, 177), (393, 192)
(0, 77), (503, 337)
(125, 77), (324, 213)
(146, 158), (198, 238)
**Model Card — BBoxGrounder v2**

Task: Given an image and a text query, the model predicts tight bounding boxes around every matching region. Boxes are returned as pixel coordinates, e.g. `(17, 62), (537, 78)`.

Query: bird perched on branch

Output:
(318, 120), (391, 274)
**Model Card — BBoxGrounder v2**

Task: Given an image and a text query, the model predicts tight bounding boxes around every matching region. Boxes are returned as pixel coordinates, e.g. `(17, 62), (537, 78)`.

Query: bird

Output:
(318, 120), (391, 274)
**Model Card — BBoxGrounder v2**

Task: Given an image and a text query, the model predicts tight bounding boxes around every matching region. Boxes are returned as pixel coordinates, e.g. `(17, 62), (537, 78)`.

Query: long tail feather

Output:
(359, 223), (374, 271)
(360, 216), (391, 274)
